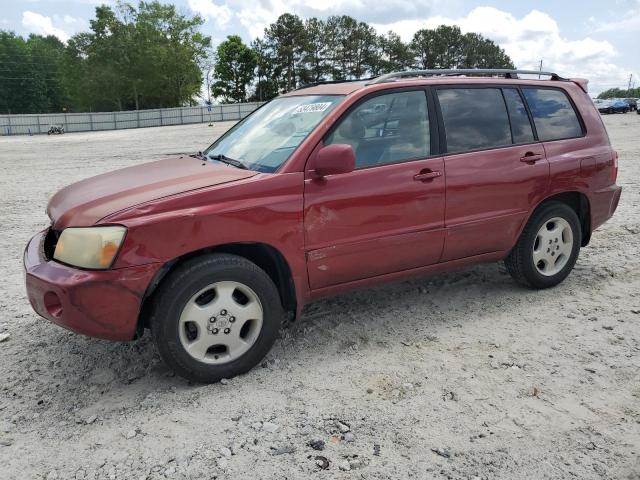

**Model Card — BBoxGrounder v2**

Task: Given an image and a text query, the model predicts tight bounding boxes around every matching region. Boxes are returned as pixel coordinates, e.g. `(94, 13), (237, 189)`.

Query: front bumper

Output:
(24, 229), (161, 341)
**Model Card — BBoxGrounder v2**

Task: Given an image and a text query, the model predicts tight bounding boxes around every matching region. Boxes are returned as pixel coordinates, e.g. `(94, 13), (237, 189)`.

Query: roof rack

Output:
(368, 69), (567, 84)
(294, 77), (374, 91)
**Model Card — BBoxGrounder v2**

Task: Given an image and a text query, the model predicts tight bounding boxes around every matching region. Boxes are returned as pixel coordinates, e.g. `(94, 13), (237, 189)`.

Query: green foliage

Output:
(226, 14), (516, 102)
(375, 31), (414, 75)
(249, 38), (279, 102)
(597, 87), (640, 99)
(2, 6), (519, 111)
(0, 32), (69, 114)
(0, 1), (210, 114)
(263, 13), (308, 92)
(411, 25), (513, 69)
(212, 35), (257, 103)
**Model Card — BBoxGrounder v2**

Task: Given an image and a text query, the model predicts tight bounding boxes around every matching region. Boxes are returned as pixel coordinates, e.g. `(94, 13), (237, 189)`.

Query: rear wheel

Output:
(151, 253), (283, 383)
(505, 202), (581, 289)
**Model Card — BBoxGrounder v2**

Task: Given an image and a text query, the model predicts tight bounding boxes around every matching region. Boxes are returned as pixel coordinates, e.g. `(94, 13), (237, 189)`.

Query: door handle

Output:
(414, 170), (442, 181)
(520, 152), (544, 163)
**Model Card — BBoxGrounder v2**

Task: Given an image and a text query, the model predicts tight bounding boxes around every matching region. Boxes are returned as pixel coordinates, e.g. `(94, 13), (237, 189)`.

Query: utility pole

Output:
(627, 73), (633, 92)
(538, 59), (543, 79)
(205, 67), (213, 106)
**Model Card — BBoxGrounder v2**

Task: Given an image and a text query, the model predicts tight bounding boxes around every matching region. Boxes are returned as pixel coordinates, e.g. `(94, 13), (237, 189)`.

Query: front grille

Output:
(43, 227), (59, 260)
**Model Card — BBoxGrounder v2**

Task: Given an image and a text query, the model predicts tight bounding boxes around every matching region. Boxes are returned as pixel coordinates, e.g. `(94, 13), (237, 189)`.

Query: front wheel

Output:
(505, 202), (581, 289)
(151, 254), (283, 383)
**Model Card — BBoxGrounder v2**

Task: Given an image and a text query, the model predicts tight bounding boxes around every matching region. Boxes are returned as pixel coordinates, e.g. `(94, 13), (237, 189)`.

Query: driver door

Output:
(304, 89), (446, 290)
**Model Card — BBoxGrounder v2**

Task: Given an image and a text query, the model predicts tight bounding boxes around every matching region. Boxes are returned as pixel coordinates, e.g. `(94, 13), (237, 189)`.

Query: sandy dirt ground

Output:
(0, 115), (638, 480)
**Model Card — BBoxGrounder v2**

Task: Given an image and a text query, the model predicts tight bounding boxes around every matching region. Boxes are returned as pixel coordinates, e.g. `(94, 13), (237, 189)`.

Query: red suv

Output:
(24, 69), (622, 383)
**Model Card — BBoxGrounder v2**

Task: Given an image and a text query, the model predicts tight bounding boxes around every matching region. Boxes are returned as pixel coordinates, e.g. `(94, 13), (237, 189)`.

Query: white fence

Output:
(0, 102), (262, 135)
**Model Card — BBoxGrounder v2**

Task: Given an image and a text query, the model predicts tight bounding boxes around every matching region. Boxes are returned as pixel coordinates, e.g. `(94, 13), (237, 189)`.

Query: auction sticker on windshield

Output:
(293, 102), (332, 114)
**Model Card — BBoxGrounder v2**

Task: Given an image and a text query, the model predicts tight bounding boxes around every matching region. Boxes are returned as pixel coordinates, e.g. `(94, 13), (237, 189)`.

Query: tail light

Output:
(612, 150), (619, 183)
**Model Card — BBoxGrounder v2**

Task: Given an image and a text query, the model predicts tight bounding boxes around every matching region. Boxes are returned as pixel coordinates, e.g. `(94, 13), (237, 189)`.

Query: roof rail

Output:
(294, 77), (374, 91)
(368, 69), (567, 84)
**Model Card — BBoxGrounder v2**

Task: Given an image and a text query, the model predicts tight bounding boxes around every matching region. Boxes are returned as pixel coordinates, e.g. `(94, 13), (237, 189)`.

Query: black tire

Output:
(150, 253), (283, 383)
(505, 201), (581, 289)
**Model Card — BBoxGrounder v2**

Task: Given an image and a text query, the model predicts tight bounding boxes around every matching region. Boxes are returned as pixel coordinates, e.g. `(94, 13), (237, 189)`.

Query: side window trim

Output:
(431, 86), (447, 154)
(425, 87), (441, 155)
(515, 86), (540, 142)
(520, 86), (587, 141)
(322, 87), (437, 170)
(500, 88), (515, 145)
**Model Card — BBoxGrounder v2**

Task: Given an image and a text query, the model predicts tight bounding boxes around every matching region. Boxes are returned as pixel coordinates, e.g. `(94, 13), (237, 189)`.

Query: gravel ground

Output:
(0, 116), (639, 480)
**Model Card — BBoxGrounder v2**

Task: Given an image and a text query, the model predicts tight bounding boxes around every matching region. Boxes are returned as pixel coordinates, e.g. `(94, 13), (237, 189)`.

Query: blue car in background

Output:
(596, 99), (630, 114)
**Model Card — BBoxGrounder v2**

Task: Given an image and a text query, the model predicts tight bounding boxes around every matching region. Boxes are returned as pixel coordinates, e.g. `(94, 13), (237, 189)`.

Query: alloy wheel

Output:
(532, 217), (574, 276)
(178, 281), (263, 364)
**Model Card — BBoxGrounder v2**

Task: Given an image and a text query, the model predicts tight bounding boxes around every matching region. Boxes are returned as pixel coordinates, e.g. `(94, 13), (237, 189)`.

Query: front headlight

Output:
(53, 226), (126, 269)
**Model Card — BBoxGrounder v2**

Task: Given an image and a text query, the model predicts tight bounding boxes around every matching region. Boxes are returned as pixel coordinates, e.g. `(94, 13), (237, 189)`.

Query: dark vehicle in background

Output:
(597, 99), (630, 114)
(624, 98), (637, 111)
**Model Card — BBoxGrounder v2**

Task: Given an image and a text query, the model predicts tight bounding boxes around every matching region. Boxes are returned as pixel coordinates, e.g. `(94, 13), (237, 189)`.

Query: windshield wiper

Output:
(208, 153), (248, 170)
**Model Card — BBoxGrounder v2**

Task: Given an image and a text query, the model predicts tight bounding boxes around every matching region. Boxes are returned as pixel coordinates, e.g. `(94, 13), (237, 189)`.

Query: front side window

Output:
(522, 88), (583, 141)
(204, 95), (343, 172)
(437, 88), (511, 153)
(325, 90), (430, 168)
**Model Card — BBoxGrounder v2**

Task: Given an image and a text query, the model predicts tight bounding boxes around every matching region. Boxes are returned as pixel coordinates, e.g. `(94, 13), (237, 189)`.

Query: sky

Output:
(1, 0), (639, 95)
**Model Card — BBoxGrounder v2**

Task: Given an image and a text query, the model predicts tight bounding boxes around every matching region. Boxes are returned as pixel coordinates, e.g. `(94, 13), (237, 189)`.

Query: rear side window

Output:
(437, 88), (511, 153)
(522, 88), (583, 141)
(326, 90), (430, 168)
(503, 88), (535, 144)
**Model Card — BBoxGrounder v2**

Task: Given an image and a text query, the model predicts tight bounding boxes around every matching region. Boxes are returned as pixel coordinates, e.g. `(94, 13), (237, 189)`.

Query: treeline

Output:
(0, 1), (210, 114)
(597, 87), (640, 99)
(0, 3), (515, 113)
(214, 14), (515, 103)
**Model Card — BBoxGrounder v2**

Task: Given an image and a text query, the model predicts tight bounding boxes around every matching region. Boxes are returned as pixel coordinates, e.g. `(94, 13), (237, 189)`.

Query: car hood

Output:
(47, 156), (257, 229)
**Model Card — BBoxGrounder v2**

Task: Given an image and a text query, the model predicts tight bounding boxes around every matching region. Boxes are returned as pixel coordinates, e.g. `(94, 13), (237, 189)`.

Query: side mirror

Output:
(312, 144), (355, 177)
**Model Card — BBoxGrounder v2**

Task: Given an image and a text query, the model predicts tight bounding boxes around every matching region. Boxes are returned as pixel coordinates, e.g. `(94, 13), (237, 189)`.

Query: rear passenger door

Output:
(436, 86), (549, 261)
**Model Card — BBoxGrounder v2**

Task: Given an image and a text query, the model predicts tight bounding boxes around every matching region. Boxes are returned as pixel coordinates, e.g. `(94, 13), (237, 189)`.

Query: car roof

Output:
(282, 70), (585, 97)
(283, 76), (580, 97)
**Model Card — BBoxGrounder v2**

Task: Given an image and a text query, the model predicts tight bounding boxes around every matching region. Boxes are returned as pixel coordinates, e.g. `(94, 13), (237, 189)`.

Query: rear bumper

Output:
(24, 230), (161, 341)
(591, 184), (622, 231)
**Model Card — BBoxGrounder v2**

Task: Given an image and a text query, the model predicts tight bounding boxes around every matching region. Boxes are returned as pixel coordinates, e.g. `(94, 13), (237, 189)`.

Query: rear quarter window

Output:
(436, 88), (511, 153)
(522, 88), (583, 141)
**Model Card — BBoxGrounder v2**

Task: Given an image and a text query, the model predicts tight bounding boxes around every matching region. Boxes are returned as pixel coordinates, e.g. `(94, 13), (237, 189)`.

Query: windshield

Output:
(204, 95), (344, 173)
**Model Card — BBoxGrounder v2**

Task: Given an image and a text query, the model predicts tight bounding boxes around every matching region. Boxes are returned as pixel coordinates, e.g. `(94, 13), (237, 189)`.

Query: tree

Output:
(80, 1), (210, 111)
(263, 13), (308, 92)
(460, 32), (514, 69)
(1, 9), (519, 113)
(0, 31), (69, 114)
(0, 1), (212, 113)
(375, 31), (413, 75)
(250, 38), (279, 101)
(303, 18), (330, 82)
(598, 87), (639, 99)
(411, 25), (513, 70)
(212, 35), (257, 103)
(412, 25), (463, 69)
